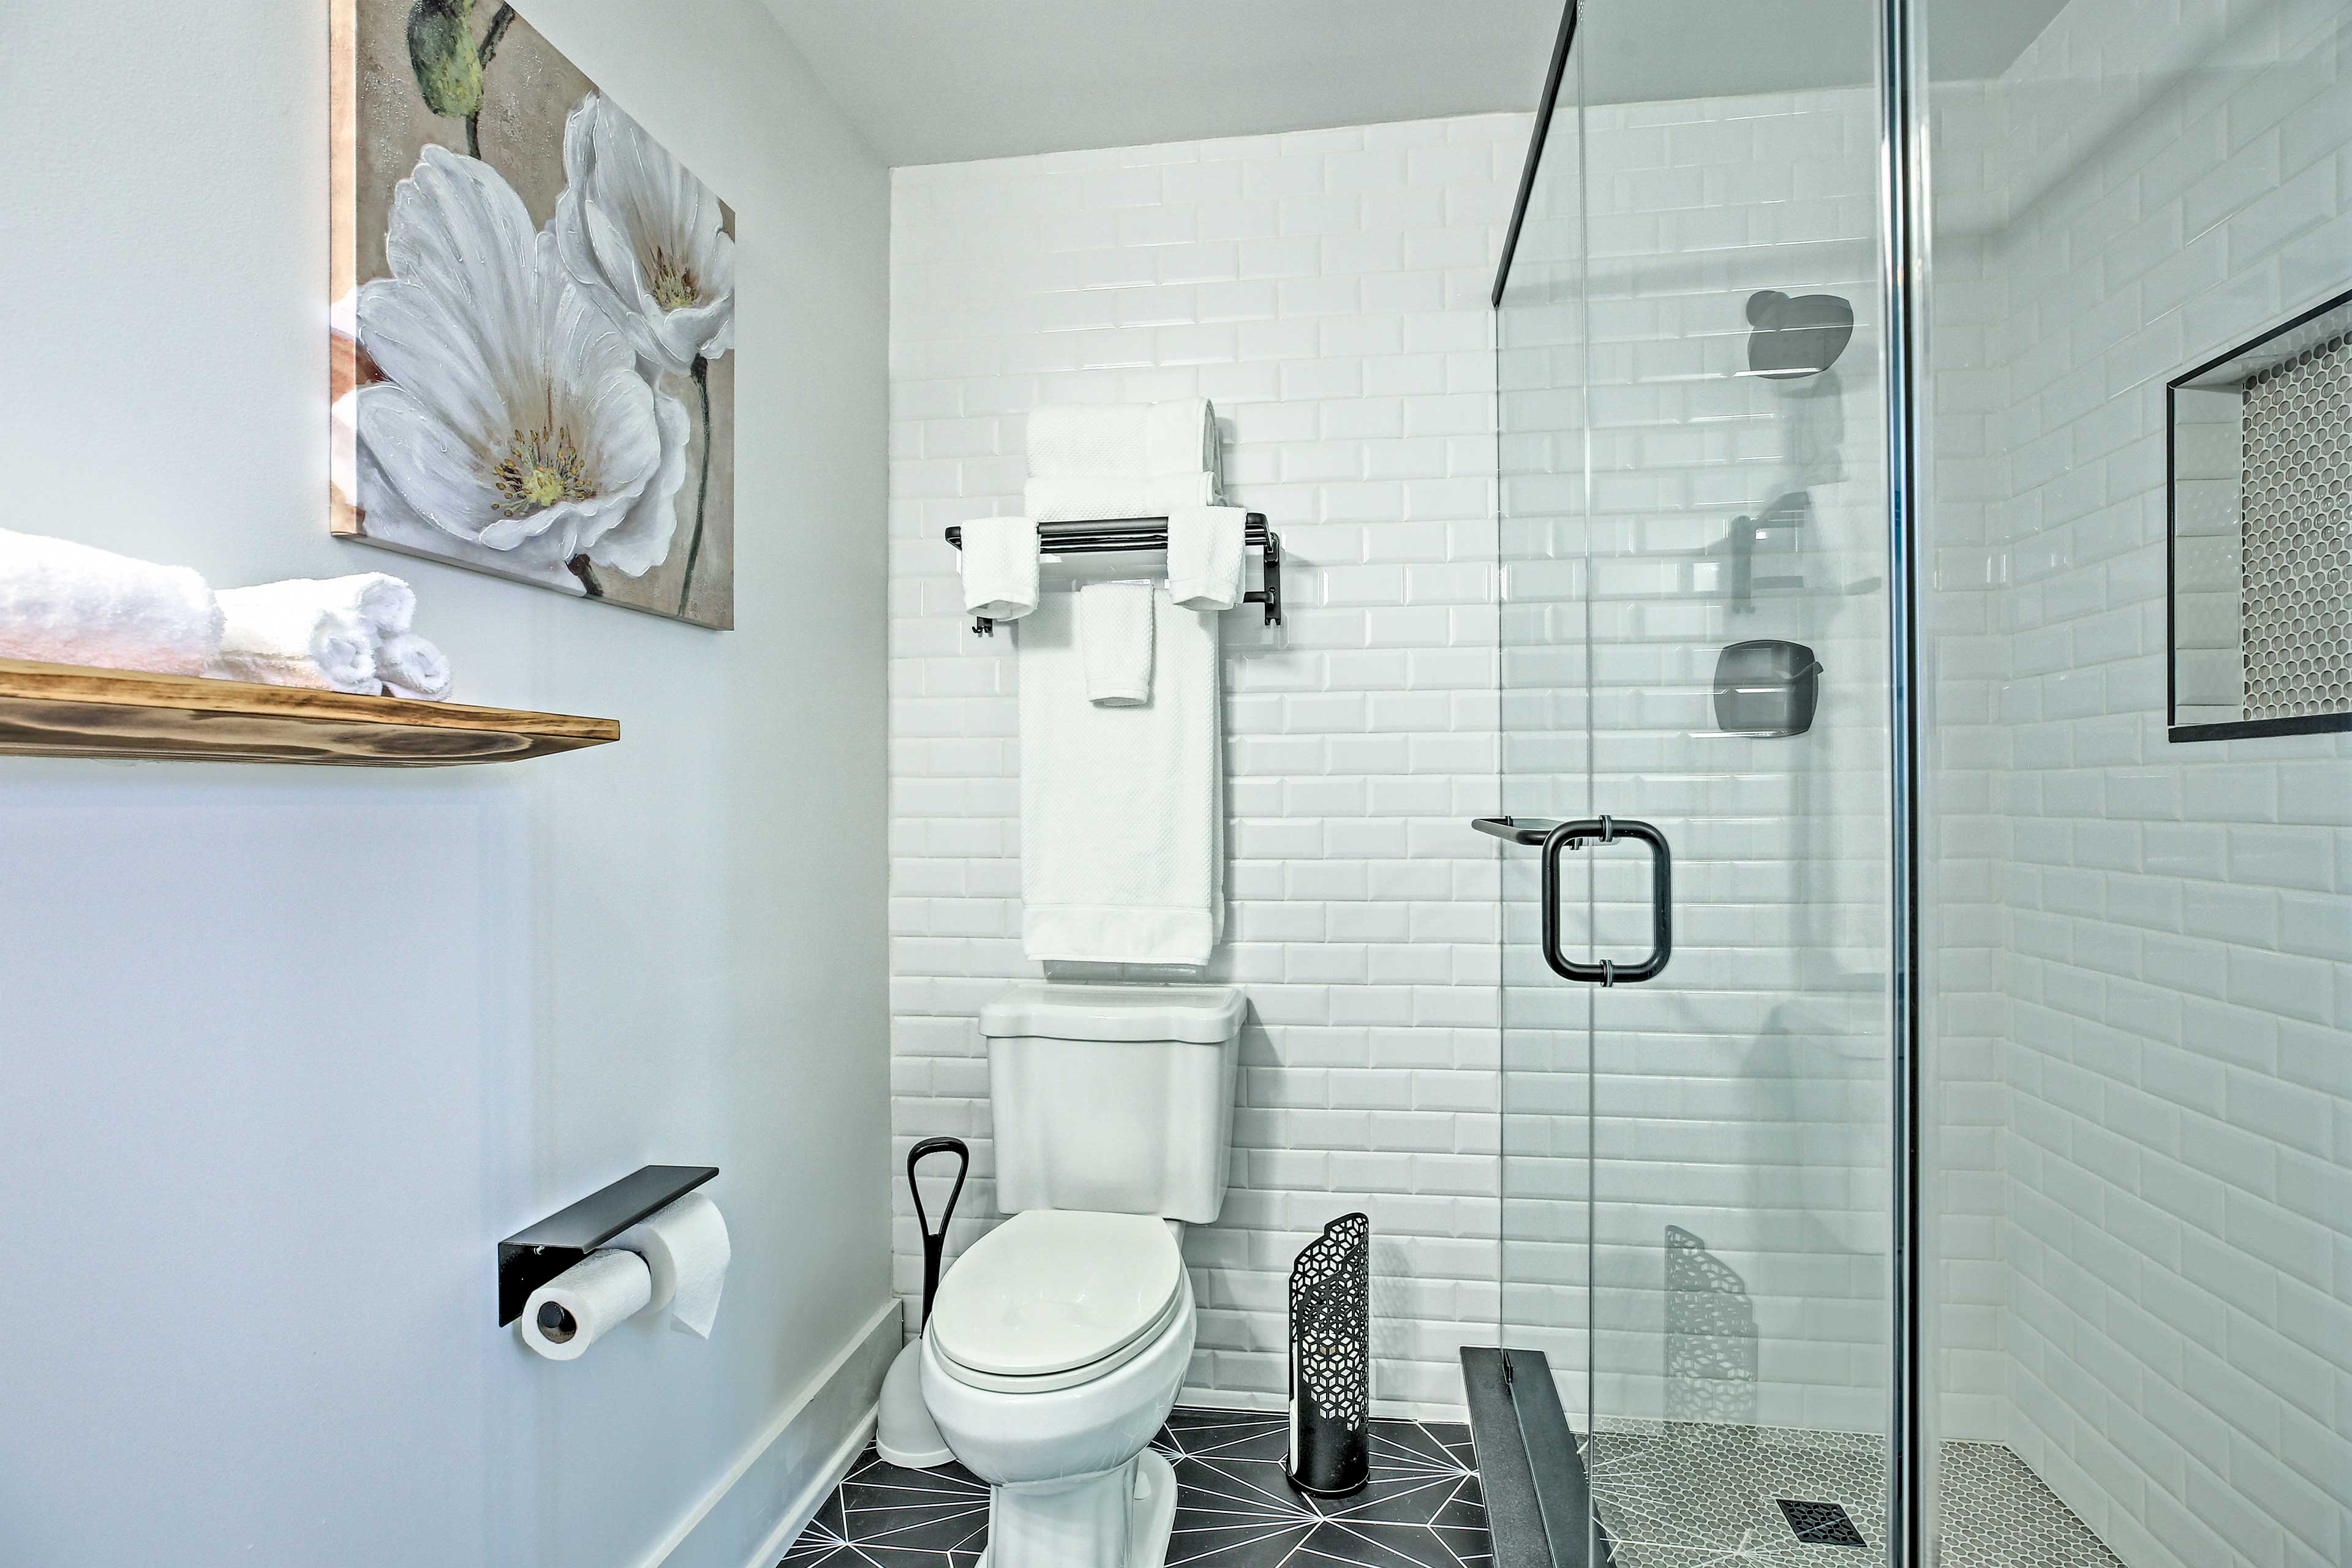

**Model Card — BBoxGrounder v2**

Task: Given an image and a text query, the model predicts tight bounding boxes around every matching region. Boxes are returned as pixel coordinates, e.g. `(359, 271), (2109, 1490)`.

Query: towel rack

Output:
(944, 514), (1283, 636)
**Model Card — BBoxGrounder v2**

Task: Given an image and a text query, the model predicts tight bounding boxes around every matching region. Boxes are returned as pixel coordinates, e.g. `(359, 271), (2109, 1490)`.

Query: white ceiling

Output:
(761, 1), (1565, 167)
(764, 1), (2073, 170)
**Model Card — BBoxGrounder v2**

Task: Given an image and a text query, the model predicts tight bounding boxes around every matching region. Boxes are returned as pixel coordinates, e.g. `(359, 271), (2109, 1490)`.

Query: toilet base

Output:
(975, 1449), (1177, 1568)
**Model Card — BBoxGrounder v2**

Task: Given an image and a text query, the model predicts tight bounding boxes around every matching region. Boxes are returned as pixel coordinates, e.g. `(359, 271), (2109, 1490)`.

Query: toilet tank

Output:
(981, 983), (1246, 1224)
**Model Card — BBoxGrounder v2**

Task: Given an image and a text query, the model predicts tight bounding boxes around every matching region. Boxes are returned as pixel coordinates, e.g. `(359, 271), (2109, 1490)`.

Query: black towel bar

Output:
(944, 514), (1283, 636)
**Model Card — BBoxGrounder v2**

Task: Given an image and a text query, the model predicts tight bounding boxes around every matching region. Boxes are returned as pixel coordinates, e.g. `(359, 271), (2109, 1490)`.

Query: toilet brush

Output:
(875, 1136), (968, 1469)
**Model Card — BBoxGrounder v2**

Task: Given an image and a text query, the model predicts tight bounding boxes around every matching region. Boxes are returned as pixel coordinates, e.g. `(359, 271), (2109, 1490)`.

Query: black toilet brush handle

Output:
(907, 1136), (970, 1327)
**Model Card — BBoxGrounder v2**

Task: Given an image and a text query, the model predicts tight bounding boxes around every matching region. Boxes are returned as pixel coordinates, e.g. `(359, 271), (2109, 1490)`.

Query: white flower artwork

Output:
(333, 1), (736, 627)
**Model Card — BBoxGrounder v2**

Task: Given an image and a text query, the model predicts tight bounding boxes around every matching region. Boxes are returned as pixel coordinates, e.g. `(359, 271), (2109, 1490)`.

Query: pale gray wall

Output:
(0, 2), (892, 1565)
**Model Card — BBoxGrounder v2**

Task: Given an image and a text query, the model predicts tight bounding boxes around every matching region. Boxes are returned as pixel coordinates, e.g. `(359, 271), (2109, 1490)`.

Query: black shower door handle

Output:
(1539, 816), (1672, 986)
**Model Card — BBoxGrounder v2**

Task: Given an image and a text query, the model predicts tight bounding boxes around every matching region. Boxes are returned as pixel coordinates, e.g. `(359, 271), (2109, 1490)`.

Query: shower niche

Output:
(2166, 286), (2352, 741)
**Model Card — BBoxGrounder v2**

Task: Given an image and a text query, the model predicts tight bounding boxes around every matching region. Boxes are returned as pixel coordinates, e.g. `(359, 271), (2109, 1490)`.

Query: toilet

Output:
(919, 982), (1246, 1568)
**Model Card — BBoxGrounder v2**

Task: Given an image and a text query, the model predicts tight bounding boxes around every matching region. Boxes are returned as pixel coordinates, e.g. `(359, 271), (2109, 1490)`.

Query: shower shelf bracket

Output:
(944, 514), (1282, 636)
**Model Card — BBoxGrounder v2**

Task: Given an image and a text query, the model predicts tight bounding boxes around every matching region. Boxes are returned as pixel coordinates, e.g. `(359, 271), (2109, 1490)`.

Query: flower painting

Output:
(331, 1), (734, 627)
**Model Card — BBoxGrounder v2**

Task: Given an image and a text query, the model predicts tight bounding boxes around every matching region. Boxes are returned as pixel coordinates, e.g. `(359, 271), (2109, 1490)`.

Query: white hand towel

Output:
(1019, 586), (1222, 966)
(1166, 506), (1249, 611)
(377, 631), (453, 701)
(1077, 581), (1155, 706)
(0, 528), (224, 676)
(1025, 400), (1218, 480)
(209, 584), (377, 693)
(1023, 470), (1218, 523)
(959, 516), (1041, 621)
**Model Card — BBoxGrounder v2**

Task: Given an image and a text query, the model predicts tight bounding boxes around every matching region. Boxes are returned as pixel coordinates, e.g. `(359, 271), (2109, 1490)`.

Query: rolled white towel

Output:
(1077, 580), (1155, 706)
(959, 516), (1041, 621)
(209, 584), (377, 693)
(1022, 471), (1218, 523)
(1167, 506), (1249, 611)
(0, 528), (224, 676)
(1025, 401), (1218, 481)
(377, 631), (453, 701)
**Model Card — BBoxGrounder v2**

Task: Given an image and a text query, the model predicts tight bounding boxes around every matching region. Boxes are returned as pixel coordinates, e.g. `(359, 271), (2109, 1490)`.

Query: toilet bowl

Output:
(926, 984), (1245, 1568)
(919, 1210), (1196, 1568)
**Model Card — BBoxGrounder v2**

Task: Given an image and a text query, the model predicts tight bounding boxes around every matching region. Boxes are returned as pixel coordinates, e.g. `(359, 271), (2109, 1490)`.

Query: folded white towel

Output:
(1166, 506), (1249, 611)
(0, 529), (224, 676)
(377, 631), (453, 701)
(1077, 581), (1155, 706)
(1023, 471), (1219, 524)
(1026, 400), (1218, 481)
(958, 517), (1041, 621)
(1019, 586), (1222, 966)
(209, 584), (377, 693)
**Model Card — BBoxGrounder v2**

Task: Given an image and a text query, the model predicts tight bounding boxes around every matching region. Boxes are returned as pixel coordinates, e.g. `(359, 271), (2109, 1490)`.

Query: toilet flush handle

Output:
(907, 1136), (970, 1327)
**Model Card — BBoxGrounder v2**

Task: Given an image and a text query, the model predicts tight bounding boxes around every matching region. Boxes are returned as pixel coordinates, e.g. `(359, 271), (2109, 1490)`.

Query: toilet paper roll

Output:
(519, 1248), (653, 1361)
(614, 1191), (731, 1338)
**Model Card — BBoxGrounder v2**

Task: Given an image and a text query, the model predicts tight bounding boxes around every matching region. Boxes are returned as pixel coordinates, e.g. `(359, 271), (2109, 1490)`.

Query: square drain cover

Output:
(1778, 1499), (1868, 1547)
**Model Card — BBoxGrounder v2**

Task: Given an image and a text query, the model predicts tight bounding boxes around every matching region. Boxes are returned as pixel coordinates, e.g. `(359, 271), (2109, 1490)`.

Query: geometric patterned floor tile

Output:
(783, 1406), (1491, 1568)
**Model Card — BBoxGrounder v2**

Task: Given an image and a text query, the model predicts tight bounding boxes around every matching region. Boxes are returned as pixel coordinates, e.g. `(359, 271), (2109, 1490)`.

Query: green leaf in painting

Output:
(406, 0), (484, 121)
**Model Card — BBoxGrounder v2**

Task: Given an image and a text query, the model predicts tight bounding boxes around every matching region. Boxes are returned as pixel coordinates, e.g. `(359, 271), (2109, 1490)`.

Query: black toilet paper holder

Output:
(497, 1164), (718, 1326)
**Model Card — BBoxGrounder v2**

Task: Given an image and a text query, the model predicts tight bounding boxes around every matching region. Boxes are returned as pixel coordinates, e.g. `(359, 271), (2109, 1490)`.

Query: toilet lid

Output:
(930, 1212), (1184, 1379)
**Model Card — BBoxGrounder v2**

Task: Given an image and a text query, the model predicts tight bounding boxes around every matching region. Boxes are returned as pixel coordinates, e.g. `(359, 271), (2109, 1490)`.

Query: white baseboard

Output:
(734, 1406), (879, 1568)
(637, 1298), (900, 1568)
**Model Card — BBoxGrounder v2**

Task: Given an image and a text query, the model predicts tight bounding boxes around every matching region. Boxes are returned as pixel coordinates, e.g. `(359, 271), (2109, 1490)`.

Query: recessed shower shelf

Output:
(0, 659), (619, 767)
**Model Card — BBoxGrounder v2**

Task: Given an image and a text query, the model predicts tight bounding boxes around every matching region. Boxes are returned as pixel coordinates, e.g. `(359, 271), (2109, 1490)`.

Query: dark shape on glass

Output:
(1712, 639), (1822, 737)
(1663, 1224), (1760, 1427)
(1746, 290), (1854, 379)
(1287, 1212), (1371, 1496)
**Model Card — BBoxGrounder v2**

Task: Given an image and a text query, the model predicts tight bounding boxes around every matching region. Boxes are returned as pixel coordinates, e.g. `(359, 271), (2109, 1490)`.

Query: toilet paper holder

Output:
(497, 1164), (718, 1325)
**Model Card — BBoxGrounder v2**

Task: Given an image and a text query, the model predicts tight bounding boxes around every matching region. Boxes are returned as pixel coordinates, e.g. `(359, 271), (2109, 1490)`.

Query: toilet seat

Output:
(930, 1212), (1184, 1393)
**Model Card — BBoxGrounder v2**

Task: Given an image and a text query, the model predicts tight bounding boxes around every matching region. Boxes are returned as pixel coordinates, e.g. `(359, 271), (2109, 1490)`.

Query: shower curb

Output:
(1461, 1348), (1613, 1568)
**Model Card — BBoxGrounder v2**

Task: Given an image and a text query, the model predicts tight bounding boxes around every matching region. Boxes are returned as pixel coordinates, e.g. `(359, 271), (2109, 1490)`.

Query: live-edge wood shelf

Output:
(0, 659), (619, 767)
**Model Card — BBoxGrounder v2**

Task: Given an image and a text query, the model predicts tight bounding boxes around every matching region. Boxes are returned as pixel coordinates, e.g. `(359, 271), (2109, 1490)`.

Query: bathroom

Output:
(1, 0), (2345, 1565)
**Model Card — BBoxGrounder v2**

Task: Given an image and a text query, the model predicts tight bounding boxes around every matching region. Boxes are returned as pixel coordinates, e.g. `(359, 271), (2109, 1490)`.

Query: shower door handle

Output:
(1539, 816), (1672, 986)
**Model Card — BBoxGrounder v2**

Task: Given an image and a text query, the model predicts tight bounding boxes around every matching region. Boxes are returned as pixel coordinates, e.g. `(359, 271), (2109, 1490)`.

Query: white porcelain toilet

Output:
(919, 982), (1245, 1568)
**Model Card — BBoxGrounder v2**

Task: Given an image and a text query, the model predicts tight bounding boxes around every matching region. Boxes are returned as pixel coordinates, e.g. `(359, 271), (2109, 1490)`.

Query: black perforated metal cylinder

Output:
(1286, 1212), (1370, 1496)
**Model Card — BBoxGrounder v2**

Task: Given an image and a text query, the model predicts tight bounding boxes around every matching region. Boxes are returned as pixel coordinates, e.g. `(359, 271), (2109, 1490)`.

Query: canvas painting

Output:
(331, 1), (735, 628)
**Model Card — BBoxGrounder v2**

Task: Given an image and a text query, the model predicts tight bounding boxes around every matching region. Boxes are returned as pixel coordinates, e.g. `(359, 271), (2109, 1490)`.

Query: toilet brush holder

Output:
(876, 1137), (968, 1470)
(1285, 1212), (1371, 1496)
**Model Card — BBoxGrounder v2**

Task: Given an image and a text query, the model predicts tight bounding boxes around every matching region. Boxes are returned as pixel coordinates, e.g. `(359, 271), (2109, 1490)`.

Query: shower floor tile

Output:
(783, 1406), (1490, 1568)
(1583, 1422), (2124, 1568)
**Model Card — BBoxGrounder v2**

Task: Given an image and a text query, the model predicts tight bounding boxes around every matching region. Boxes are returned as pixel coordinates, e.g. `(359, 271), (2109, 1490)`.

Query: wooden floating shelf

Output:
(0, 659), (619, 767)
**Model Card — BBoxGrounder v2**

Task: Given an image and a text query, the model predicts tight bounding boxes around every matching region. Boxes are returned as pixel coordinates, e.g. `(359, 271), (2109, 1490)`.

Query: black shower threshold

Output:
(1461, 1347), (1614, 1568)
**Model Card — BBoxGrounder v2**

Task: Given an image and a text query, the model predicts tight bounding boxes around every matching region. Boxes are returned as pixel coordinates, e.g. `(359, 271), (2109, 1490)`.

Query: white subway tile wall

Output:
(1929, 0), (2352, 1564)
(888, 114), (1526, 1417)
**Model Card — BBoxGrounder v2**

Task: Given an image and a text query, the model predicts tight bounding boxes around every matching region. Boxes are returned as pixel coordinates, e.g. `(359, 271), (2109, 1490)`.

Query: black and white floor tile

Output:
(783, 1406), (1491, 1568)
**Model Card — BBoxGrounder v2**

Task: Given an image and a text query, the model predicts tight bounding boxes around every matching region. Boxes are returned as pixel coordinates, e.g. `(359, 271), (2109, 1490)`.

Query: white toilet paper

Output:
(520, 1248), (654, 1361)
(614, 1191), (731, 1338)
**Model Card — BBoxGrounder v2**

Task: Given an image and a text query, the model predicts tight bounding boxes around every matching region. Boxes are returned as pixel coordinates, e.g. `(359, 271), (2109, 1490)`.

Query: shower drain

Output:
(1777, 1498), (1869, 1547)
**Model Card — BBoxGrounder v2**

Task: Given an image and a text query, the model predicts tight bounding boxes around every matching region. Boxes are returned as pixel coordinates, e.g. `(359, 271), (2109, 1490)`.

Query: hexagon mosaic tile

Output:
(1583, 1421), (2125, 1568)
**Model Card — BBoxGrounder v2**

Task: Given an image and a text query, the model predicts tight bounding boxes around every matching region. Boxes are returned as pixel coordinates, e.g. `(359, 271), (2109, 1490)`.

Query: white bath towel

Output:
(1166, 506), (1249, 611)
(1019, 586), (1222, 966)
(1023, 471), (1219, 524)
(1026, 400), (1219, 482)
(377, 631), (453, 701)
(959, 516), (1041, 621)
(209, 584), (378, 693)
(0, 529), (224, 676)
(1077, 581), (1155, 706)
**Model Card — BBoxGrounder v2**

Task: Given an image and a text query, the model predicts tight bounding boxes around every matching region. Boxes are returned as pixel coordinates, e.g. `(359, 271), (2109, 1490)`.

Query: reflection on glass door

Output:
(1496, 1), (1899, 1561)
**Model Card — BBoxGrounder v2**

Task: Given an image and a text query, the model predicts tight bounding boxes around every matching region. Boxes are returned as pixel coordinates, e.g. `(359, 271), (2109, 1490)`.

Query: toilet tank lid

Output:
(980, 983), (1245, 1044)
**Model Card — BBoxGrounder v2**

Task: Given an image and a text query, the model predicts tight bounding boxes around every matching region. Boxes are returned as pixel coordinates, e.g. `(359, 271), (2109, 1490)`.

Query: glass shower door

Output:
(1496, 1), (1902, 1560)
